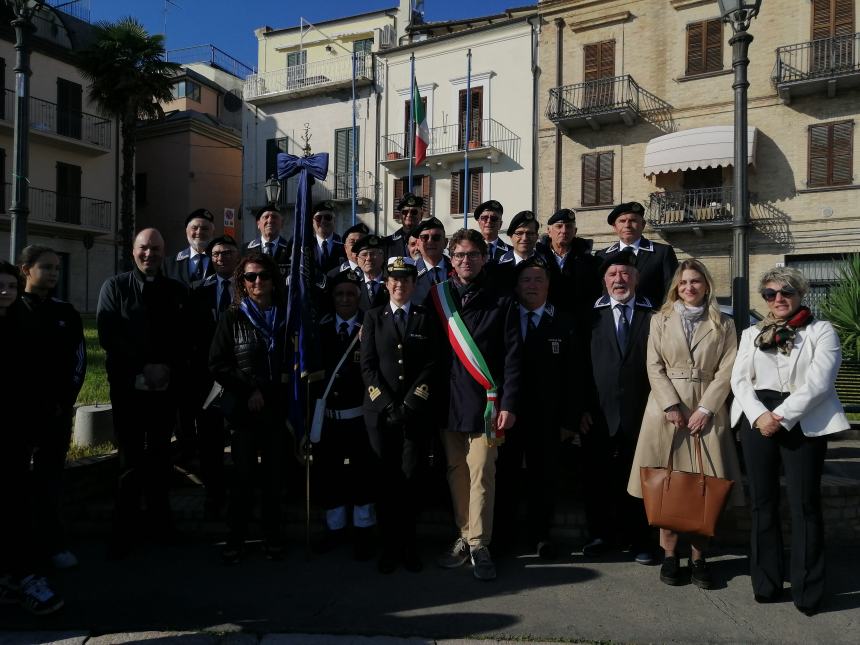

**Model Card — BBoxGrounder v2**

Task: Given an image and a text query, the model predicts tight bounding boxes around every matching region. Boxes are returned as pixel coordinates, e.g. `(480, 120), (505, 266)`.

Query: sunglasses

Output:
(419, 233), (444, 242)
(313, 213), (334, 222)
(478, 215), (500, 223)
(511, 229), (538, 238)
(761, 287), (797, 301)
(243, 271), (273, 282)
(401, 208), (421, 216)
(211, 250), (235, 258)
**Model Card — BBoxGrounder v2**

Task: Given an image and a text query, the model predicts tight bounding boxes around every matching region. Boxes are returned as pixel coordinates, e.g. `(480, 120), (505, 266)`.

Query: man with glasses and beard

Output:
(384, 193), (424, 259)
(473, 200), (511, 263)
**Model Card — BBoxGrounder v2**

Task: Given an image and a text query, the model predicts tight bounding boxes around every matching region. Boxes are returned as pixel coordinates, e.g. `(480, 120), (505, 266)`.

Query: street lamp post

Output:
(6, 0), (42, 263)
(719, 0), (761, 337)
(264, 174), (282, 207)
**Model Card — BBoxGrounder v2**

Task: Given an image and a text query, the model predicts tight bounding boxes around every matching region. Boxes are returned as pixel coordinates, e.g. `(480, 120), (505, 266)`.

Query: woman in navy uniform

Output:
(360, 257), (442, 574)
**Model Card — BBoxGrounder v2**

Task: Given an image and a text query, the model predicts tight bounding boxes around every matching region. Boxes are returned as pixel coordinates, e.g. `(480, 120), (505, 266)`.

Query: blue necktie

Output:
(616, 303), (630, 351)
(218, 279), (231, 314)
(265, 241), (274, 256)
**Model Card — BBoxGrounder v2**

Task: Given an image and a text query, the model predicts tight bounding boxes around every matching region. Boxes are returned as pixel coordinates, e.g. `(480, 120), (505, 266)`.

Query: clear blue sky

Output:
(85, 1), (518, 72)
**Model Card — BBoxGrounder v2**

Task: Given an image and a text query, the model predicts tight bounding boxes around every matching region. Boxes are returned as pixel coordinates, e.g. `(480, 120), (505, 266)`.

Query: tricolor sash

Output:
(431, 281), (504, 445)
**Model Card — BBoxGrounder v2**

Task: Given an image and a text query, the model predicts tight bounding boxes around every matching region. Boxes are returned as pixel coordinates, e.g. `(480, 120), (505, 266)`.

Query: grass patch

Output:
(66, 441), (115, 462)
(77, 315), (109, 406)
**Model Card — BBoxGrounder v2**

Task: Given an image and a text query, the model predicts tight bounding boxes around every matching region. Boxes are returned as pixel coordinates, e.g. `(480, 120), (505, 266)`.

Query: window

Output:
(581, 151), (614, 207)
(808, 121), (853, 187)
(811, 0), (855, 73)
(56, 162), (82, 225)
(334, 127), (359, 200)
(57, 78), (82, 139)
(583, 40), (616, 107)
(786, 253), (846, 317)
(393, 175), (432, 219)
(135, 173), (147, 208)
(287, 50), (307, 68)
(171, 79), (201, 102)
(265, 137), (289, 180)
(353, 38), (373, 54)
(686, 19), (723, 76)
(450, 168), (482, 214)
(458, 87), (483, 149)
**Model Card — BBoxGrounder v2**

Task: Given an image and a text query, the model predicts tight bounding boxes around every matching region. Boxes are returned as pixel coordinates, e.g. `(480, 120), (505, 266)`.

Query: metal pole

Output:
(351, 52), (357, 225)
(730, 29), (752, 339)
(8, 15), (35, 263)
(463, 49), (471, 229)
(408, 53), (415, 192)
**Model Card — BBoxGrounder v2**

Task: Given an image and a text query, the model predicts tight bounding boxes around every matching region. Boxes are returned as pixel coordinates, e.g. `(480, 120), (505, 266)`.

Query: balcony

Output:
(380, 118), (520, 171)
(0, 183), (112, 234)
(647, 187), (740, 234)
(167, 44), (255, 79)
(774, 33), (860, 102)
(546, 74), (671, 131)
(0, 90), (112, 153)
(243, 54), (373, 103)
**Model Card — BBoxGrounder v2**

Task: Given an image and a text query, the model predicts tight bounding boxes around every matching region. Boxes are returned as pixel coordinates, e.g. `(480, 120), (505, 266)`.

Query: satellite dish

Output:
(223, 90), (242, 113)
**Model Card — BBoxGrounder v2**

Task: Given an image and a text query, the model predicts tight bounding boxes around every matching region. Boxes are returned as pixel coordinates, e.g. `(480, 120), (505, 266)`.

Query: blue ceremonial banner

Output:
(277, 151), (329, 439)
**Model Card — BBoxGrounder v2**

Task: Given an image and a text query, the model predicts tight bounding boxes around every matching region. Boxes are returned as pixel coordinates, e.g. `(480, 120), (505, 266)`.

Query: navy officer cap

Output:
(513, 254), (551, 279)
(547, 208), (576, 225)
(254, 205), (281, 220)
(343, 222), (371, 238)
(607, 201), (645, 225)
(352, 234), (384, 254)
(329, 268), (363, 291)
(474, 199), (503, 219)
(205, 235), (238, 255)
(410, 217), (446, 239)
(397, 193), (424, 210)
(506, 210), (537, 237)
(185, 208), (214, 227)
(387, 256), (418, 277)
(313, 200), (336, 214)
(599, 248), (637, 276)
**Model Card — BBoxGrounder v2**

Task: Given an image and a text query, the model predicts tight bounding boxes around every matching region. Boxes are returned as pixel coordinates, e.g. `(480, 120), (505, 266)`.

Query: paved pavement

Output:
(1, 534), (859, 644)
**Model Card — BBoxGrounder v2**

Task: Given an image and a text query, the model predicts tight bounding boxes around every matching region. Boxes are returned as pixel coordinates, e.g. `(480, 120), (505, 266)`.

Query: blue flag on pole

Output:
(277, 151), (328, 439)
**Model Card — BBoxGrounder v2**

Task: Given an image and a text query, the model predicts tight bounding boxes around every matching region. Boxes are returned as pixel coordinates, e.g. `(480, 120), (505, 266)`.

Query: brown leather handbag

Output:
(640, 432), (734, 537)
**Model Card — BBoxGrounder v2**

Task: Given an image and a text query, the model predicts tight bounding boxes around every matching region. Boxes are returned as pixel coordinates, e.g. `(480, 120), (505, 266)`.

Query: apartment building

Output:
(537, 0), (860, 307)
(0, 3), (119, 312)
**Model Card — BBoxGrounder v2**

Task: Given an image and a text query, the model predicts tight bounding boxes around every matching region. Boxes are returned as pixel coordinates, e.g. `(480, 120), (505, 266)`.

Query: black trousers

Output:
(0, 434), (35, 578)
(377, 420), (424, 551)
(496, 418), (560, 546)
(314, 416), (377, 513)
(111, 388), (177, 540)
(581, 426), (650, 549)
(739, 389), (828, 609)
(31, 410), (73, 557)
(228, 413), (288, 546)
(197, 405), (227, 505)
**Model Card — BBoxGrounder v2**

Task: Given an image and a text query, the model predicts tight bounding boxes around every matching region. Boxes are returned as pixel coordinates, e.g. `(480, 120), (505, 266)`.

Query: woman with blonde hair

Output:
(628, 258), (744, 588)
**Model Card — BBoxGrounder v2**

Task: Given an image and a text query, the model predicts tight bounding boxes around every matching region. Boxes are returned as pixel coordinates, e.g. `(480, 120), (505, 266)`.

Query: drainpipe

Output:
(529, 16), (539, 214)
(554, 17), (564, 213)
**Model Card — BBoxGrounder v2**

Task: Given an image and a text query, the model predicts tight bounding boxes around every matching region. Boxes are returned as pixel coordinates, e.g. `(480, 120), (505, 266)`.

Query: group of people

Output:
(0, 194), (849, 619)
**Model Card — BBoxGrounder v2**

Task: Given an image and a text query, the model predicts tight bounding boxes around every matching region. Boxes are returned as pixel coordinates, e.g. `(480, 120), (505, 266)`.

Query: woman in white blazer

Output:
(731, 266), (849, 616)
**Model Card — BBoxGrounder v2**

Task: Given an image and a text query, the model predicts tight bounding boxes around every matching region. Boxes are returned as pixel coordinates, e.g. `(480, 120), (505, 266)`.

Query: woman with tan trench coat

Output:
(627, 259), (744, 589)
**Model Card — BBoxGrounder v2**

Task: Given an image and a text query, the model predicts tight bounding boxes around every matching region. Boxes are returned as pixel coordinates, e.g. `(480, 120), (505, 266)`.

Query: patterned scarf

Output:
(674, 301), (706, 346)
(754, 306), (814, 355)
(239, 297), (286, 355)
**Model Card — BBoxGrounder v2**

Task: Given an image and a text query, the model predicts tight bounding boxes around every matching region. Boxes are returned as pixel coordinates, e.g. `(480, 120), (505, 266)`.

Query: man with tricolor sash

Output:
(432, 228), (522, 581)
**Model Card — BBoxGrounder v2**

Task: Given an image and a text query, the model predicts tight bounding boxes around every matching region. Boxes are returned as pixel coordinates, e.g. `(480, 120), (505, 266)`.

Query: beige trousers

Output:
(442, 430), (498, 548)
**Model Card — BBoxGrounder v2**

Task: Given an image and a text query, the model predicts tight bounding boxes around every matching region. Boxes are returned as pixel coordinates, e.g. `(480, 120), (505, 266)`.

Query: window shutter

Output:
(705, 20), (723, 72)
(584, 43), (599, 81)
(834, 0), (855, 36)
(581, 152), (613, 206)
(421, 175), (432, 218)
(584, 41), (615, 81)
(808, 124), (830, 187)
(831, 121), (854, 184)
(687, 22), (704, 75)
(470, 168), (482, 213)
(599, 41), (615, 78)
(582, 153), (598, 206)
(450, 171), (461, 214)
(598, 153), (614, 205)
(394, 177), (405, 214)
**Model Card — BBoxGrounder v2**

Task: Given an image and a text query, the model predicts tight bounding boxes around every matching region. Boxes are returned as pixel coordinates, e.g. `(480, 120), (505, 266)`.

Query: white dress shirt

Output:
(335, 314), (359, 336)
(610, 296), (634, 333)
(619, 238), (642, 255)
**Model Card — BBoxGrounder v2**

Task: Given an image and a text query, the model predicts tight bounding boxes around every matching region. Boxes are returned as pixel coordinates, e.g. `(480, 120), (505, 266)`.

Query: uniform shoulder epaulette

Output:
(634, 295), (653, 309)
(319, 313), (334, 325)
(247, 238), (261, 249)
(594, 295), (611, 309)
(176, 248), (191, 261)
(638, 237), (654, 252)
(545, 303), (555, 317)
(417, 267), (428, 278)
(276, 237), (289, 248)
(202, 274), (218, 287)
(602, 242), (620, 255)
(497, 252), (514, 265)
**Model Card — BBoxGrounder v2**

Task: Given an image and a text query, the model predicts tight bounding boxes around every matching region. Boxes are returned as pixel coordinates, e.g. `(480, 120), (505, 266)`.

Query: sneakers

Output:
(660, 555), (681, 586)
(689, 557), (714, 589)
(634, 550), (655, 565)
(436, 537), (470, 569)
(19, 575), (64, 615)
(50, 550), (79, 570)
(0, 575), (20, 605)
(470, 546), (497, 581)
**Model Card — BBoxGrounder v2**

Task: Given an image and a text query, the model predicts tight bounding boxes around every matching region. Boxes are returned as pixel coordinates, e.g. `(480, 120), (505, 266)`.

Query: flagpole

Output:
(408, 52), (415, 193)
(351, 51), (358, 225)
(463, 48), (471, 229)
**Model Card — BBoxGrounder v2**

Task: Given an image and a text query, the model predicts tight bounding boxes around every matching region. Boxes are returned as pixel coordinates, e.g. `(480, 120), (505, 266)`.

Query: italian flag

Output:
(412, 77), (429, 167)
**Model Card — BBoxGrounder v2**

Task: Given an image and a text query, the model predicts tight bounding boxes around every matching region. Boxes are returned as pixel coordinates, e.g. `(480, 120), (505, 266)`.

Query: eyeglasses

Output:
(313, 213), (334, 222)
(243, 271), (273, 282)
(211, 250), (235, 258)
(511, 230), (538, 238)
(451, 251), (483, 262)
(401, 208), (420, 216)
(478, 215), (500, 223)
(419, 233), (444, 242)
(761, 287), (797, 301)
(358, 250), (383, 258)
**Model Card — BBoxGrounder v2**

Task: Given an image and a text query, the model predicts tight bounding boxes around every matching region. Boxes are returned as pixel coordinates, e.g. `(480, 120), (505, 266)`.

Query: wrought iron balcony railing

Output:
(1, 90), (112, 148)
(546, 74), (671, 128)
(1, 183), (112, 232)
(647, 187), (745, 228)
(774, 32), (860, 85)
(381, 118), (520, 161)
(243, 54), (373, 101)
(167, 44), (255, 79)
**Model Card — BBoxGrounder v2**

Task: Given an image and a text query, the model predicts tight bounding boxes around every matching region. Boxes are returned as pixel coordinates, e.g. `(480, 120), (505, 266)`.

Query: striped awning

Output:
(643, 126), (757, 176)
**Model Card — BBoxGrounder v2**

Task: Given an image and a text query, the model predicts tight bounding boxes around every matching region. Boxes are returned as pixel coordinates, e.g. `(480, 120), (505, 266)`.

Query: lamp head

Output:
(264, 175), (281, 206)
(718, 0), (762, 33)
(8, 0), (43, 19)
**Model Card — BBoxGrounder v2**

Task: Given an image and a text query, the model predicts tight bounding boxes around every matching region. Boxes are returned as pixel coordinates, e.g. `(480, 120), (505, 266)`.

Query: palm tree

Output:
(75, 18), (180, 270)
(821, 253), (860, 362)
